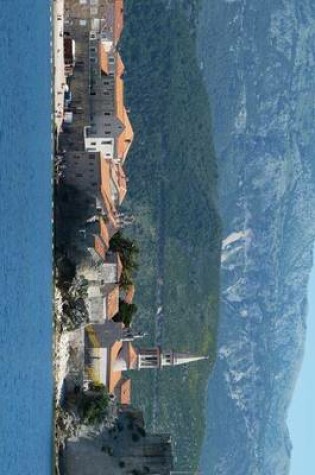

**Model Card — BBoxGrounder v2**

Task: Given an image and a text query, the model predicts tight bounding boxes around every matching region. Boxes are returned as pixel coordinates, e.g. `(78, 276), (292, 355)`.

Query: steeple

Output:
(137, 347), (208, 370)
(161, 350), (209, 367)
(112, 343), (208, 373)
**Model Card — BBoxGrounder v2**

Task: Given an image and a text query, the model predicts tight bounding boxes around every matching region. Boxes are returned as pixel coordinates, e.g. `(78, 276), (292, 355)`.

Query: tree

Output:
(110, 231), (139, 269)
(113, 299), (138, 327)
(79, 385), (109, 425)
(110, 231), (139, 289)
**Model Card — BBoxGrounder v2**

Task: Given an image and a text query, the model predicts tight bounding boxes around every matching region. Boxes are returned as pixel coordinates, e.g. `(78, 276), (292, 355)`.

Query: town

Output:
(53, 1), (205, 474)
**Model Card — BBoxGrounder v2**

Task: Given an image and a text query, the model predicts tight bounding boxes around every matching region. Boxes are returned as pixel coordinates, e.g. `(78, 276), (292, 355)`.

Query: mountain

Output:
(197, 0), (315, 473)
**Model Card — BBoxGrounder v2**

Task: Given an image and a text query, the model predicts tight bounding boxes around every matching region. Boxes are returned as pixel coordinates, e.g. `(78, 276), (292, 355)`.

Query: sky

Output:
(288, 247), (315, 475)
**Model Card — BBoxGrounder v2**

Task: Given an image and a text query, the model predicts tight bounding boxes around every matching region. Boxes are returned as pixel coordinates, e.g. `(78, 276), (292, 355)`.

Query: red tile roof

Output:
(108, 341), (123, 393)
(114, 0), (124, 44)
(94, 235), (107, 261)
(115, 163), (127, 204)
(127, 343), (138, 369)
(99, 44), (109, 75)
(99, 217), (110, 250)
(106, 286), (120, 319)
(119, 378), (131, 405)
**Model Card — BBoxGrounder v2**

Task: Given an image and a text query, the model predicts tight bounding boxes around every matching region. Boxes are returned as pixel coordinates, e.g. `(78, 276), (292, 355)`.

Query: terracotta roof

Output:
(124, 285), (135, 304)
(99, 217), (110, 250)
(116, 52), (125, 77)
(94, 235), (107, 261)
(127, 342), (138, 370)
(114, 53), (134, 162)
(116, 163), (127, 204)
(124, 111), (134, 146)
(108, 341), (123, 392)
(114, 0), (124, 44)
(119, 378), (131, 405)
(99, 158), (121, 237)
(115, 74), (125, 126)
(116, 108), (134, 163)
(106, 286), (120, 319)
(99, 44), (109, 75)
(100, 158), (114, 208)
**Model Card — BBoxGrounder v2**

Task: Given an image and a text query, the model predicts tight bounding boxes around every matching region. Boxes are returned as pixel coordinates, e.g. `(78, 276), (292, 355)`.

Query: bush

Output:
(80, 386), (109, 424)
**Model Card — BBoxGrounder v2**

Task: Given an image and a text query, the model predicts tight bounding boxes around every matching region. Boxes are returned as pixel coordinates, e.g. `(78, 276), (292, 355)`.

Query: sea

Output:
(0, 1), (53, 474)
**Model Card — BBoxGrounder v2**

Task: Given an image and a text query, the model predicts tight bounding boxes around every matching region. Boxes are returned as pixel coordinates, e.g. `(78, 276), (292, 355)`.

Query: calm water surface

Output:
(0, 2), (53, 474)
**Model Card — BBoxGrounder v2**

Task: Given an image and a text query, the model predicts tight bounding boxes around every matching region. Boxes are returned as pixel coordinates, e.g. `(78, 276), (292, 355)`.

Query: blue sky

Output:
(288, 248), (315, 474)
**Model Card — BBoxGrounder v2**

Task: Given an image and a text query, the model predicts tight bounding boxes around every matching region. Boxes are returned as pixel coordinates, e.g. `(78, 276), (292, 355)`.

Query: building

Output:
(63, 407), (174, 475)
(83, 321), (208, 403)
(60, 0), (134, 320)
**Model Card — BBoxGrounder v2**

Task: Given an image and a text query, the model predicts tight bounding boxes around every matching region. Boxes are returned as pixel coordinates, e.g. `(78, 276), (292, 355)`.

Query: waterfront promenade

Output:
(53, 0), (66, 132)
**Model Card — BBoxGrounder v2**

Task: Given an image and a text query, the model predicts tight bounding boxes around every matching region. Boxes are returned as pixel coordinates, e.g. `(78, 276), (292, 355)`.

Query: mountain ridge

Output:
(197, 0), (315, 473)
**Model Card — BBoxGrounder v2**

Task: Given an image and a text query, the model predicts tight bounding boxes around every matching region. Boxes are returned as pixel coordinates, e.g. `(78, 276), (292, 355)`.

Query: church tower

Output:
(113, 334), (208, 373)
(137, 347), (208, 370)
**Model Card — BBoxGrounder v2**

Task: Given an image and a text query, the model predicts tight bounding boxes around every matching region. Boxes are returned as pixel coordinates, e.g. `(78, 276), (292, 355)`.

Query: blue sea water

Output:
(0, 2), (53, 474)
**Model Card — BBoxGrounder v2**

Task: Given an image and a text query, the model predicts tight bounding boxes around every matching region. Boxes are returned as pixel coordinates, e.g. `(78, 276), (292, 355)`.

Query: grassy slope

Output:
(121, 0), (222, 470)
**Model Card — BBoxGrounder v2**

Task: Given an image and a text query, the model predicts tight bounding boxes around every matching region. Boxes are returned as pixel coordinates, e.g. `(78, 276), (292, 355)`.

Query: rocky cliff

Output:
(62, 408), (173, 475)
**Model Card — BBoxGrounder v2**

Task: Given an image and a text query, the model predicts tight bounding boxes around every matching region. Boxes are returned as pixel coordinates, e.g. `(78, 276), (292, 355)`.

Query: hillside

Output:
(120, 0), (222, 470)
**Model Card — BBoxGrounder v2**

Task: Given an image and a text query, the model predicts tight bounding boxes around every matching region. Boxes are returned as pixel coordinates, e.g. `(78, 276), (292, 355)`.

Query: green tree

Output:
(113, 299), (138, 327)
(110, 231), (139, 289)
(80, 385), (109, 424)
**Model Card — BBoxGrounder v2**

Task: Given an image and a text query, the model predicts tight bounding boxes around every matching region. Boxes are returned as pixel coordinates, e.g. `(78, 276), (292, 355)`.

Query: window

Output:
(90, 57), (96, 63)
(104, 112), (110, 116)
(90, 47), (96, 53)
(75, 173), (83, 178)
(91, 142), (96, 145)
(101, 140), (112, 145)
(105, 131), (111, 135)
(106, 153), (111, 157)
(109, 57), (115, 64)
(80, 19), (87, 26)
(103, 81), (109, 86)
(89, 154), (95, 160)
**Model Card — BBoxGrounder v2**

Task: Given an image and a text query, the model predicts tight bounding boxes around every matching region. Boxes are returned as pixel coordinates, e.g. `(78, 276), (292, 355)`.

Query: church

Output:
(83, 319), (208, 404)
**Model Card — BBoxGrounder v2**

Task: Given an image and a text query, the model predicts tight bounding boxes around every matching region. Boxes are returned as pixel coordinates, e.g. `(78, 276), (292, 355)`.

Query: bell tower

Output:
(138, 347), (161, 369)
(136, 347), (208, 370)
(161, 350), (208, 367)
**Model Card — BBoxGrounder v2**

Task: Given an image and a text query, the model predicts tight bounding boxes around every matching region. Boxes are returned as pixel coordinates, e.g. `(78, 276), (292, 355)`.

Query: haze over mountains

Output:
(197, 0), (315, 473)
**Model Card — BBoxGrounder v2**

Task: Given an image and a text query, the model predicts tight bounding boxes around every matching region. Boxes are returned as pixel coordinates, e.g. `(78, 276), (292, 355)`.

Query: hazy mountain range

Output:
(197, 0), (315, 473)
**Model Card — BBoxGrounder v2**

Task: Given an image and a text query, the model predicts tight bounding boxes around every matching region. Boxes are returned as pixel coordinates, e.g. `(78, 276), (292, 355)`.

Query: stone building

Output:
(83, 320), (208, 402)
(60, 0), (133, 279)
(62, 407), (174, 475)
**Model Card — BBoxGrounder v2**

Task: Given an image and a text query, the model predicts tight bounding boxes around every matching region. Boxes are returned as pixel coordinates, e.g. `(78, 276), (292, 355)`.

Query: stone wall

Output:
(62, 408), (174, 474)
